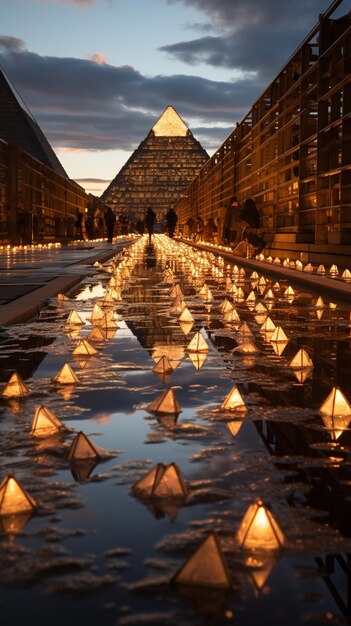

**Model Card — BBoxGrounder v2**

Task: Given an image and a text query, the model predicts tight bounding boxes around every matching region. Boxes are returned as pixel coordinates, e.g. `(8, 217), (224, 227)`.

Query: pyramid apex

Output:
(152, 105), (189, 137)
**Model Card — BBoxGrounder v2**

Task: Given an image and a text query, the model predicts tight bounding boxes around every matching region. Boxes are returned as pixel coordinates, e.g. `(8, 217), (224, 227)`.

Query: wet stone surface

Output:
(1, 234), (351, 625)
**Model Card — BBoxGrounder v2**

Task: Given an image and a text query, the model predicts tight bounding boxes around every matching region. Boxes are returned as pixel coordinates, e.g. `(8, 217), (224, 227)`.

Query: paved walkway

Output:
(0, 239), (133, 326)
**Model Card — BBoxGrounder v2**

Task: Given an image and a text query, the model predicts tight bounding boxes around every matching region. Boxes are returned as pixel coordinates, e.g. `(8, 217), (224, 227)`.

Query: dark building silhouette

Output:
(0, 66), (87, 244)
(101, 106), (209, 225)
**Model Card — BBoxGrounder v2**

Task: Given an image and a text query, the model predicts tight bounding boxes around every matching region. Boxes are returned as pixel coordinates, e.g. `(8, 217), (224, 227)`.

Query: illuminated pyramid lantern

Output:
(132, 462), (187, 500)
(223, 308), (240, 324)
(260, 317), (276, 335)
(289, 348), (313, 370)
(179, 320), (194, 335)
(88, 304), (105, 324)
(67, 431), (112, 461)
(219, 298), (233, 314)
(233, 341), (259, 354)
(170, 284), (184, 299)
(270, 326), (288, 343)
(237, 322), (254, 341)
(188, 351), (207, 370)
(221, 385), (247, 412)
(101, 106), (209, 224)
(0, 476), (37, 516)
(173, 532), (231, 589)
(147, 388), (181, 415)
(72, 339), (97, 356)
(57, 293), (69, 302)
(179, 307), (195, 323)
(226, 420), (244, 438)
(0, 371), (30, 398)
(30, 405), (68, 437)
(319, 387), (351, 438)
(66, 310), (84, 326)
(87, 326), (108, 343)
(153, 356), (174, 377)
(52, 362), (79, 384)
(237, 499), (285, 551)
(187, 331), (209, 353)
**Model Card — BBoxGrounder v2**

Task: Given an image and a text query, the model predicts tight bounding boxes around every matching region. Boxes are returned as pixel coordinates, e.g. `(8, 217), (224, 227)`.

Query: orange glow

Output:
(237, 499), (285, 551)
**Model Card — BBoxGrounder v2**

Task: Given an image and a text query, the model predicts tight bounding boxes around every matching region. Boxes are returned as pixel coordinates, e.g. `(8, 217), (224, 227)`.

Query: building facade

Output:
(0, 67), (87, 245)
(175, 0), (351, 265)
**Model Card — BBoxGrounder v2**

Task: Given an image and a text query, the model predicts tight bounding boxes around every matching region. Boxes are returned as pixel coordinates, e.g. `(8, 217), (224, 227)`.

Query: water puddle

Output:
(1, 235), (351, 625)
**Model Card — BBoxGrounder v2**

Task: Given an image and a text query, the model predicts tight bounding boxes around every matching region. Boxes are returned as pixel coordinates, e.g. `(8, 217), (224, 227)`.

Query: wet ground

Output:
(1, 234), (351, 625)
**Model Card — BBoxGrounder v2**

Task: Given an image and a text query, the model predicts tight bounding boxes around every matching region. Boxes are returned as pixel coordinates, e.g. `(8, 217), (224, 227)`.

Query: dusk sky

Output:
(1, 0), (334, 196)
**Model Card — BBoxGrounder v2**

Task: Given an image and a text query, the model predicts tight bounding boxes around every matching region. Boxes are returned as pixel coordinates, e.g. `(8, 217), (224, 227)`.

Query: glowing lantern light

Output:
(173, 532), (231, 589)
(246, 291), (256, 310)
(66, 310), (85, 326)
(221, 385), (247, 411)
(147, 388), (181, 414)
(223, 308), (241, 324)
(67, 431), (112, 461)
(284, 286), (295, 303)
(233, 341), (259, 354)
(296, 260), (303, 271)
(317, 264), (325, 275)
(188, 351), (207, 370)
(329, 264), (339, 277)
(57, 293), (69, 302)
(72, 339), (97, 356)
(0, 371), (30, 398)
(250, 271), (259, 280)
(226, 420), (244, 437)
(237, 499), (285, 551)
(293, 368), (313, 384)
(304, 263), (313, 272)
(315, 296), (325, 309)
(319, 387), (351, 419)
(219, 298), (233, 314)
(52, 362), (80, 384)
(179, 320), (194, 335)
(30, 405), (68, 437)
(245, 555), (276, 593)
(263, 289), (274, 301)
(152, 355), (174, 378)
(0, 476), (37, 516)
(88, 303), (105, 324)
(272, 282), (281, 291)
(170, 284), (184, 299)
(271, 340), (288, 356)
(270, 326), (288, 343)
(342, 269), (351, 282)
(87, 327), (107, 343)
(289, 348), (313, 370)
(179, 307), (195, 323)
(187, 331), (209, 353)
(236, 322), (253, 341)
(273, 257), (281, 265)
(132, 462), (187, 500)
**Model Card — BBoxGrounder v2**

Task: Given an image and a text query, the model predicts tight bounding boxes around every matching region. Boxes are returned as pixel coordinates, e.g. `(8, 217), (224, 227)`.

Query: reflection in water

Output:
(2, 235), (351, 624)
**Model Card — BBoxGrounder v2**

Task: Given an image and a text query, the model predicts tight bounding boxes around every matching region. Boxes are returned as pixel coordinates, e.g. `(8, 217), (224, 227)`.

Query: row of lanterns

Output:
(1, 233), (351, 593)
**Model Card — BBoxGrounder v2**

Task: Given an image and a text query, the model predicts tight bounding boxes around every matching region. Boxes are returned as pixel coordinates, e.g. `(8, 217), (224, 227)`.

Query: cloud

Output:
(89, 52), (108, 65)
(0, 35), (261, 152)
(163, 0), (332, 79)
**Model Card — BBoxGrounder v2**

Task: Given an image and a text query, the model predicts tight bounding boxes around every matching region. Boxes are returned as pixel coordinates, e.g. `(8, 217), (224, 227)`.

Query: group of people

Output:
(81, 196), (266, 257)
(222, 196), (266, 256)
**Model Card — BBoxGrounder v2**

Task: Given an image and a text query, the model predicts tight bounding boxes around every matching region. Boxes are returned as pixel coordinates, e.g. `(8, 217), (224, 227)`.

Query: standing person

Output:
(105, 207), (116, 243)
(145, 206), (156, 244)
(222, 197), (242, 245)
(165, 207), (178, 238)
(240, 198), (267, 255)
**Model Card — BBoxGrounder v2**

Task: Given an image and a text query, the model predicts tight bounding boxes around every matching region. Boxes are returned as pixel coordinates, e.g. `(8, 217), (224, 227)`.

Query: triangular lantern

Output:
(179, 307), (195, 323)
(221, 385), (247, 411)
(0, 372), (30, 398)
(187, 331), (209, 353)
(319, 387), (351, 418)
(88, 303), (105, 324)
(0, 476), (37, 516)
(188, 351), (207, 370)
(147, 388), (181, 414)
(237, 499), (285, 551)
(173, 532), (232, 589)
(52, 362), (80, 384)
(72, 339), (97, 356)
(289, 348), (313, 370)
(219, 298), (233, 314)
(233, 341), (259, 354)
(30, 405), (68, 437)
(66, 310), (85, 326)
(152, 356), (174, 376)
(132, 463), (165, 498)
(67, 431), (111, 461)
(226, 420), (244, 437)
(270, 326), (288, 343)
(57, 293), (69, 302)
(152, 463), (188, 499)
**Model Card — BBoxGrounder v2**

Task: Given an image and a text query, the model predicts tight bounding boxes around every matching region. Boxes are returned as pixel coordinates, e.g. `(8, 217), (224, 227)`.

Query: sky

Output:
(0, 0), (338, 196)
